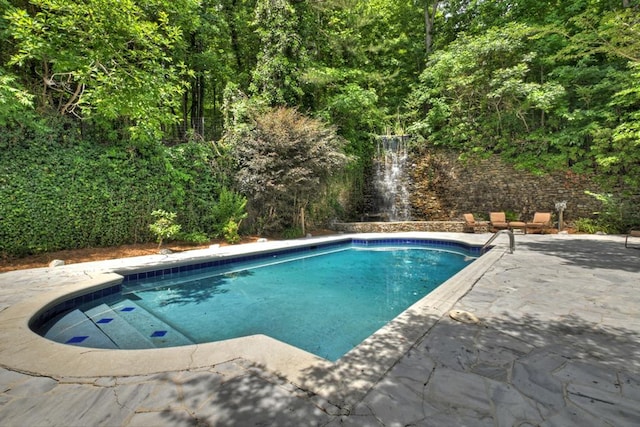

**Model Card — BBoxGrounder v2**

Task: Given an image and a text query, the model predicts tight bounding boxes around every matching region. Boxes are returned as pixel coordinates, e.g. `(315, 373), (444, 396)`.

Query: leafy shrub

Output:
(222, 219), (241, 244)
(573, 218), (604, 234)
(584, 191), (639, 233)
(149, 210), (182, 249)
(225, 106), (350, 234)
(505, 211), (520, 221)
(210, 187), (248, 239)
(179, 231), (210, 245)
(282, 226), (304, 239)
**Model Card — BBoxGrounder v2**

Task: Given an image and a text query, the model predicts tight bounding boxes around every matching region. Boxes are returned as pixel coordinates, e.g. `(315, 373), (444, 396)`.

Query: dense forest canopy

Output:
(1, 0), (639, 256)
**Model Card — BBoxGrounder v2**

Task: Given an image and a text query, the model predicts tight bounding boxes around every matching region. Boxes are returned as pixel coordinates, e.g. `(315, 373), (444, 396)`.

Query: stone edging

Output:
(332, 221), (469, 233)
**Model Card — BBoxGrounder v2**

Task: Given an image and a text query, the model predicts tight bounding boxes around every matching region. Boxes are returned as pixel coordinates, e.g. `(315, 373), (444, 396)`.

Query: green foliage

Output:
(583, 191), (639, 234)
(573, 218), (605, 234)
(178, 231), (210, 245)
(210, 187), (247, 239)
(505, 211), (520, 222)
(407, 2), (640, 190)
(149, 210), (182, 249)
(0, 68), (34, 125)
(2, 0), (640, 258)
(0, 123), (221, 258)
(165, 140), (221, 234)
(5, 0), (190, 145)
(250, 0), (305, 106)
(408, 23), (569, 172)
(282, 226), (304, 239)
(318, 83), (383, 156)
(221, 219), (241, 244)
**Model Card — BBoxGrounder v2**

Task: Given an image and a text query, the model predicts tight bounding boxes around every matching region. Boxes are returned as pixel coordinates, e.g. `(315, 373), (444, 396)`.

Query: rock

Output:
(449, 309), (480, 324)
(48, 259), (65, 267)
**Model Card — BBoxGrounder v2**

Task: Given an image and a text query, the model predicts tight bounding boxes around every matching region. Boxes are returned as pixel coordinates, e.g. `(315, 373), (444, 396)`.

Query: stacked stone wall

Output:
(408, 149), (603, 223)
(332, 221), (465, 233)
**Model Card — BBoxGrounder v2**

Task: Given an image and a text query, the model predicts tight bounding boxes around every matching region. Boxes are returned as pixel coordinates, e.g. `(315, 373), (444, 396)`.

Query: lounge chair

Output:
(463, 213), (488, 233)
(525, 212), (552, 234)
(625, 230), (640, 249)
(508, 219), (527, 234)
(489, 212), (509, 231)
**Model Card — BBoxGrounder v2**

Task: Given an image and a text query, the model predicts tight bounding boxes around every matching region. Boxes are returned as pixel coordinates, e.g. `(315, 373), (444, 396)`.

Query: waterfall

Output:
(372, 135), (412, 221)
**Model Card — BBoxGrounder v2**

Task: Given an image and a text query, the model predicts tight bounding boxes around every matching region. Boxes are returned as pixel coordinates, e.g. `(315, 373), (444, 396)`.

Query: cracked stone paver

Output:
(1, 233), (639, 426)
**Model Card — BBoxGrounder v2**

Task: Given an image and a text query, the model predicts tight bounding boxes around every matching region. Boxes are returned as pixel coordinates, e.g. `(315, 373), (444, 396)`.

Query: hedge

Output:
(0, 127), (220, 258)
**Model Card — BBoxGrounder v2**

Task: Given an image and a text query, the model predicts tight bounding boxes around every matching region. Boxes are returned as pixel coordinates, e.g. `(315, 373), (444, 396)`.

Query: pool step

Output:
(110, 299), (194, 348)
(43, 309), (118, 349)
(85, 304), (156, 349)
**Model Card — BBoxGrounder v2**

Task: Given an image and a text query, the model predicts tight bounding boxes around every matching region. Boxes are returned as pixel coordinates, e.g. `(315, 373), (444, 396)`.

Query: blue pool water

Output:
(34, 240), (477, 361)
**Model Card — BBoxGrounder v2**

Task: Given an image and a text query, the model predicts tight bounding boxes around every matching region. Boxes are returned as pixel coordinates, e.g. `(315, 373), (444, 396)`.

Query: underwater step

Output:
(111, 299), (194, 348)
(43, 309), (117, 349)
(85, 304), (155, 349)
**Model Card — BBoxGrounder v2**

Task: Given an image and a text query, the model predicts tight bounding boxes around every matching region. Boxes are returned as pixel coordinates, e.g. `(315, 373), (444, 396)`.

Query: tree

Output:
(424, 0), (440, 55)
(173, 0), (257, 141)
(5, 0), (191, 145)
(0, 68), (34, 126)
(250, 0), (306, 106)
(225, 106), (350, 235)
(558, 6), (640, 189)
(408, 23), (567, 170)
(149, 210), (181, 250)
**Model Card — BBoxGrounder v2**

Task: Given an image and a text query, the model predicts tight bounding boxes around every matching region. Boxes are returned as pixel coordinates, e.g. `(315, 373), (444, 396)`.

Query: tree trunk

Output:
(190, 73), (205, 138)
(425, 1), (439, 55)
(225, 0), (244, 72)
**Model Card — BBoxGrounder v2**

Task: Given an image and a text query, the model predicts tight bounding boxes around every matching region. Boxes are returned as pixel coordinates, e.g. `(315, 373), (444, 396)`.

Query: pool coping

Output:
(0, 233), (505, 407)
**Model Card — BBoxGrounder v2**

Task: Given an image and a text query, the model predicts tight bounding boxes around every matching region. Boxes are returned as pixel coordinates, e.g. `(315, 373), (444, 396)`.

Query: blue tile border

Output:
(120, 238), (481, 284)
(31, 237), (484, 334)
(30, 283), (122, 332)
(120, 239), (349, 283)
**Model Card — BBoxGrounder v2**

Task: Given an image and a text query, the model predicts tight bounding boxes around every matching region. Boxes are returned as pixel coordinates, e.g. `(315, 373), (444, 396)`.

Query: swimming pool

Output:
(32, 238), (481, 361)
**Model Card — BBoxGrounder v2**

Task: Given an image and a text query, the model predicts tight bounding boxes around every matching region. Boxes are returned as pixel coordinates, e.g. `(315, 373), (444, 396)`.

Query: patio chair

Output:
(463, 213), (488, 233)
(508, 219), (527, 234)
(489, 212), (509, 231)
(625, 230), (640, 249)
(525, 212), (552, 234)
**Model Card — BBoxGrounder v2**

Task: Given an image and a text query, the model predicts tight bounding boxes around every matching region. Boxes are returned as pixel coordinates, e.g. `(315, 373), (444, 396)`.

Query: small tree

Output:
(149, 210), (182, 250)
(225, 106), (350, 235)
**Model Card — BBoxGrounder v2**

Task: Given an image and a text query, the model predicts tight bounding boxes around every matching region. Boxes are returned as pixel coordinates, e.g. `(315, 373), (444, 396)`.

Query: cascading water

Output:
(372, 135), (412, 221)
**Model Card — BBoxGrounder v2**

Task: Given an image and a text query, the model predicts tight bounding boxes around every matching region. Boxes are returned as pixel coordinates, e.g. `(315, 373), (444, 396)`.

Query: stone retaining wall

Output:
(333, 221), (466, 233)
(408, 149), (604, 222)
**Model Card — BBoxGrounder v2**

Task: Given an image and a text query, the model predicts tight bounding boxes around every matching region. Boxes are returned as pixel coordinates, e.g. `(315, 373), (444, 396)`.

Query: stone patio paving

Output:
(1, 233), (639, 426)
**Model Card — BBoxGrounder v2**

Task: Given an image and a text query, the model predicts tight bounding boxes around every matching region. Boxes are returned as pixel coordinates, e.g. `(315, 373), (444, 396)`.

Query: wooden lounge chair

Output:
(525, 212), (552, 234)
(489, 212), (509, 231)
(463, 213), (488, 233)
(625, 230), (640, 249)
